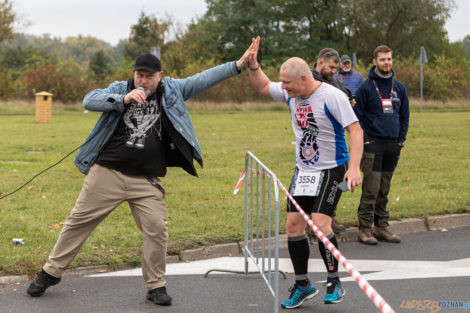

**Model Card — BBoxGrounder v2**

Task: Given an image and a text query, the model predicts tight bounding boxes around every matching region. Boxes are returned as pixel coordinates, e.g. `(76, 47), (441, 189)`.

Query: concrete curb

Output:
(2, 213), (469, 285)
(180, 242), (241, 262)
(334, 217), (429, 243)
(426, 213), (470, 231)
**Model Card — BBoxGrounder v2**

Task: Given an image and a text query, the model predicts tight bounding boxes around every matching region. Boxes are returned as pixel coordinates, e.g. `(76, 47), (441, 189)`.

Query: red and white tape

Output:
(235, 169), (396, 313)
(233, 170), (246, 195)
(233, 169), (270, 195)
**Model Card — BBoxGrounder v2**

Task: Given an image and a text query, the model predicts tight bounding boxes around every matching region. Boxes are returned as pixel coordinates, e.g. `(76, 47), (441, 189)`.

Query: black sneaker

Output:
(27, 269), (61, 297)
(146, 286), (172, 306)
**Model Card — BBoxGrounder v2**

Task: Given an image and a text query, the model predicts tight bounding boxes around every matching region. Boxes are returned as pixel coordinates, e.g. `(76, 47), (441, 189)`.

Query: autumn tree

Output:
(0, 0), (17, 99)
(0, 0), (15, 43)
(196, 0), (455, 64)
(344, 0), (455, 62)
(200, 0), (290, 65)
(462, 35), (470, 59)
(89, 49), (111, 81)
(124, 12), (170, 62)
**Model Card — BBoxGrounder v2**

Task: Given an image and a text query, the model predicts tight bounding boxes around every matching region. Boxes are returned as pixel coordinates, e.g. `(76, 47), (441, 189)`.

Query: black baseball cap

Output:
(134, 53), (162, 73)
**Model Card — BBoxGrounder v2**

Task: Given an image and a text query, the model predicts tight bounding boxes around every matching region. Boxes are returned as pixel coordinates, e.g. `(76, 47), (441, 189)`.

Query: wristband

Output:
(249, 64), (260, 71)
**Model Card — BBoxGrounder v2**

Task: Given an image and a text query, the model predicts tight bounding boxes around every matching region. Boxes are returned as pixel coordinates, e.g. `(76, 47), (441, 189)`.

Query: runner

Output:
(246, 37), (363, 308)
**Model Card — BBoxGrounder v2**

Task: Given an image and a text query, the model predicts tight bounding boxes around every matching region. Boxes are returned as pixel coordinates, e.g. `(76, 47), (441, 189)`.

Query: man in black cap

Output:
(27, 46), (253, 306)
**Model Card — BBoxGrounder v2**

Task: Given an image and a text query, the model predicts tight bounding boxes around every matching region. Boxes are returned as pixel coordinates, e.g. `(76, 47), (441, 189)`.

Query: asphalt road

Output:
(1, 227), (469, 313)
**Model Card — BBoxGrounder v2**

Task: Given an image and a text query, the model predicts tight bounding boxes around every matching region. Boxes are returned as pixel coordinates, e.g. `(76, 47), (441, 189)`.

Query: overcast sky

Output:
(13, 0), (470, 46)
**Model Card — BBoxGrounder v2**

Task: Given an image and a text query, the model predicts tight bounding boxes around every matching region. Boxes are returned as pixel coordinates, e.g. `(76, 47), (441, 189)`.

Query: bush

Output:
(0, 70), (17, 100)
(7, 51), (470, 103)
(160, 56), (470, 103)
(394, 56), (470, 102)
(163, 58), (283, 103)
(23, 59), (93, 103)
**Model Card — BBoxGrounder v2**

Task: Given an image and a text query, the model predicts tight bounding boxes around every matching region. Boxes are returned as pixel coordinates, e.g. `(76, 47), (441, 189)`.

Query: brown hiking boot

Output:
(358, 227), (378, 245)
(373, 226), (401, 243)
(332, 218), (346, 234)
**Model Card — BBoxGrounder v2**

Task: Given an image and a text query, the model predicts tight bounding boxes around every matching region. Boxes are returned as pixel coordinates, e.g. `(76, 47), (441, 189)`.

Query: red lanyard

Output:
(371, 79), (394, 99)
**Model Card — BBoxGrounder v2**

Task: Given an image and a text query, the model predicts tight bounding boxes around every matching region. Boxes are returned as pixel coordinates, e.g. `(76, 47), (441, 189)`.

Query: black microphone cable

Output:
(1, 86), (146, 200)
(0, 143), (84, 200)
(1, 111), (117, 200)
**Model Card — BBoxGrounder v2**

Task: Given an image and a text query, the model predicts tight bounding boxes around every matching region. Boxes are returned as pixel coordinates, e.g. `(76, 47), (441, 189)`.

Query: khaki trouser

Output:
(44, 164), (168, 290)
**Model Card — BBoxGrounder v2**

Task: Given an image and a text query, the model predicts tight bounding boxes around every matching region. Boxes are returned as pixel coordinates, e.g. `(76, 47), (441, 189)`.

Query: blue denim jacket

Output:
(74, 61), (240, 174)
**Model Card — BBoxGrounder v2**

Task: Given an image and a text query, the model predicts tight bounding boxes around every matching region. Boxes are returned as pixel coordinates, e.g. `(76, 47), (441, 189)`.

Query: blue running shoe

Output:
(281, 282), (319, 309)
(323, 280), (345, 304)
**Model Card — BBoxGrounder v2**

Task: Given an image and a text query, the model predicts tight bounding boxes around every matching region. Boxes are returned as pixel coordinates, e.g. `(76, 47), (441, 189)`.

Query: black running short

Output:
(286, 163), (347, 216)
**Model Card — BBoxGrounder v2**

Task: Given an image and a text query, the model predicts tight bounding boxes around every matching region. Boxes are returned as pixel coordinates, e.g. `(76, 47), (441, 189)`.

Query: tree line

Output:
(1, 0), (469, 102)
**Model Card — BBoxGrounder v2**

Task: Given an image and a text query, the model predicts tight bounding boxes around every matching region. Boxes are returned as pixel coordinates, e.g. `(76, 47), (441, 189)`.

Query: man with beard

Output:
(311, 48), (354, 234)
(248, 37), (363, 308)
(354, 45), (409, 245)
(311, 48), (352, 100)
(26, 44), (254, 306)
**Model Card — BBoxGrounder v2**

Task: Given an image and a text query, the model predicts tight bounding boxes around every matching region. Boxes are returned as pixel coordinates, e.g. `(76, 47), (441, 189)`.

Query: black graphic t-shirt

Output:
(96, 91), (167, 177)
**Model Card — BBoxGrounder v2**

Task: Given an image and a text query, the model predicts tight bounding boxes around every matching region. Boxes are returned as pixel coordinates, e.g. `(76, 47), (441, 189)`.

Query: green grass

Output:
(1, 102), (469, 276)
(409, 98), (470, 112)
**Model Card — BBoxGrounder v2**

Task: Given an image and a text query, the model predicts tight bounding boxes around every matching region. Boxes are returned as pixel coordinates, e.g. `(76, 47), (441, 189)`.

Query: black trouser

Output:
(358, 141), (402, 228)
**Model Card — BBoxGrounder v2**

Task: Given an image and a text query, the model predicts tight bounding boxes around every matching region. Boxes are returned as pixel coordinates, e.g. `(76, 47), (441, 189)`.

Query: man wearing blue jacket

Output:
(27, 47), (253, 305)
(354, 45), (409, 245)
(334, 55), (364, 96)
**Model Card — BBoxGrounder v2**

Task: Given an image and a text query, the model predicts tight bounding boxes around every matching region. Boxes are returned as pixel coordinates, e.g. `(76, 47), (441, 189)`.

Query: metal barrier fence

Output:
(205, 151), (284, 313)
(208, 152), (397, 313)
(237, 162), (397, 313)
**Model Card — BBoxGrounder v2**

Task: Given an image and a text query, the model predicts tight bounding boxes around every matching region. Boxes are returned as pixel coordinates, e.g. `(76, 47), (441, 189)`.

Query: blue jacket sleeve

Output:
(353, 80), (369, 142)
(398, 84), (410, 143)
(83, 81), (127, 112)
(176, 62), (240, 100)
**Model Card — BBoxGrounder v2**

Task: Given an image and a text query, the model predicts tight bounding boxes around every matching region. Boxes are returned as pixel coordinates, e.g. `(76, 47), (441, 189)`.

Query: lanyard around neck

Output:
(371, 79), (394, 99)
(339, 73), (350, 89)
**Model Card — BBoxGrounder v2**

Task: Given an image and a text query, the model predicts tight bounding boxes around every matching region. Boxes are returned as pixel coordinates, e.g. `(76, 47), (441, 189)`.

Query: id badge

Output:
(382, 98), (393, 113)
(293, 170), (324, 197)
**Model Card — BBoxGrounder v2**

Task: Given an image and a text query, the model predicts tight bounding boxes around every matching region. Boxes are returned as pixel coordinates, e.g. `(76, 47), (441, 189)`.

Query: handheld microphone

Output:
(136, 86), (147, 102)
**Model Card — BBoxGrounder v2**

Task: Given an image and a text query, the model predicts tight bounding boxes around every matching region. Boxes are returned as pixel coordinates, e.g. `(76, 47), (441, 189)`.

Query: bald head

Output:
(279, 57), (319, 98)
(280, 57), (313, 80)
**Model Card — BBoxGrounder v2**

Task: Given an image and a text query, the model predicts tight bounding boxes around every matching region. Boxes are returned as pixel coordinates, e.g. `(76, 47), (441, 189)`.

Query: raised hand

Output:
(248, 36), (260, 69)
(236, 40), (254, 69)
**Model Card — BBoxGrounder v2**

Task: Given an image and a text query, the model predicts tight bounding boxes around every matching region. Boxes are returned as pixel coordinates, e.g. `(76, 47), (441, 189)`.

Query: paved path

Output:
(1, 227), (469, 313)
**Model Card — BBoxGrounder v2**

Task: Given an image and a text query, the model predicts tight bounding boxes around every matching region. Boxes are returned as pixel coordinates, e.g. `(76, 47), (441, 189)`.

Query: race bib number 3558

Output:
(293, 170), (324, 197)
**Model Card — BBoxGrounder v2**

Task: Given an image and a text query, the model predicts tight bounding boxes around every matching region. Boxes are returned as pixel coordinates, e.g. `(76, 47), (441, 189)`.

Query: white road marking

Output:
(87, 257), (470, 281)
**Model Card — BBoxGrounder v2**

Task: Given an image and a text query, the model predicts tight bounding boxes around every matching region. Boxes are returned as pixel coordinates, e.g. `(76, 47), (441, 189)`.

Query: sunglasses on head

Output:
(321, 50), (339, 57)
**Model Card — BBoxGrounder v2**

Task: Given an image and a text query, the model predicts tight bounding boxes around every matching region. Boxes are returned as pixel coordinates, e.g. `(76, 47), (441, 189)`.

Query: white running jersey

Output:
(269, 82), (358, 171)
